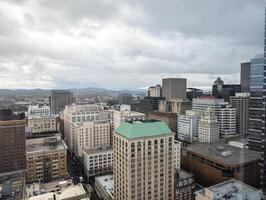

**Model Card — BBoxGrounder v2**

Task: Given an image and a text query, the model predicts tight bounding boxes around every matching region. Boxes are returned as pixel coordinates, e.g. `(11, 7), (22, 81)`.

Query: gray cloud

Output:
(0, 0), (264, 89)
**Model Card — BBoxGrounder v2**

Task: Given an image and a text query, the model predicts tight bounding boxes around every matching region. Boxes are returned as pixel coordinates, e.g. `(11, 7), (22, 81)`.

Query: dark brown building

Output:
(181, 142), (260, 189)
(148, 111), (178, 134)
(0, 109), (26, 174)
(175, 170), (195, 200)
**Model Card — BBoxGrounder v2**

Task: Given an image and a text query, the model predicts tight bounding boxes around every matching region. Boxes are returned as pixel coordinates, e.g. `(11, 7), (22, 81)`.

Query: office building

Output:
(218, 105), (236, 138)
(176, 170), (195, 200)
(114, 120), (175, 200)
(118, 93), (133, 105)
(28, 105), (50, 117)
(241, 62), (251, 93)
(212, 77), (241, 102)
(73, 121), (111, 157)
(230, 93), (250, 138)
(162, 78), (187, 100)
(173, 140), (181, 171)
(131, 96), (165, 114)
(198, 108), (219, 143)
(192, 97), (227, 115)
(178, 110), (201, 143)
(187, 88), (203, 101)
(0, 109), (26, 174)
(148, 111), (178, 134)
(83, 148), (113, 178)
(159, 99), (192, 114)
(63, 104), (108, 153)
(27, 115), (57, 136)
(195, 179), (260, 200)
(181, 143), (260, 188)
(148, 84), (162, 97)
(113, 109), (146, 130)
(26, 135), (68, 183)
(49, 90), (73, 115)
(95, 174), (114, 200)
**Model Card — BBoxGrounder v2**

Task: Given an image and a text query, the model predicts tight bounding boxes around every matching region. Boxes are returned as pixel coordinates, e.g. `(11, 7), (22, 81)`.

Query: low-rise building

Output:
(181, 142), (260, 188)
(195, 179), (260, 200)
(95, 174), (114, 200)
(175, 170), (195, 200)
(27, 116), (57, 136)
(26, 135), (68, 183)
(28, 105), (50, 117)
(83, 148), (113, 177)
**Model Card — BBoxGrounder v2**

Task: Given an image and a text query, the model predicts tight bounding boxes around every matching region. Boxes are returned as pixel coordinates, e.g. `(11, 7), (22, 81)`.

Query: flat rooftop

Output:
(148, 111), (177, 118)
(96, 174), (113, 197)
(84, 147), (113, 155)
(26, 135), (67, 154)
(178, 170), (193, 180)
(186, 142), (260, 165)
(196, 179), (260, 199)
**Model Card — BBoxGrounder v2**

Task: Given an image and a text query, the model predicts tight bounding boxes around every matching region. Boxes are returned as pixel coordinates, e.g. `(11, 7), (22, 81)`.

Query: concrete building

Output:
(28, 105), (50, 117)
(118, 93), (133, 105)
(114, 120), (175, 200)
(198, 108), (219, 143)
(95, 174), (114, 200)
(181, 142), (260, 188)
(192, 97), (227, 115)
(176, 170), (195, 200)
(73, 121), (111, 157)
(178, 110), (202, 143)
(148, 111), (178, 134)
(230, 93), (250, 138)
(113, 109), (146, 130)
(162, 78), (187, 100)
(26, 135), (68, 183)
(159, 99), (192, 114)
(148, 84), (162, 97)
(0, 109), (26, 174)
(218, 105), (236, 139)
(27, 116), (57, 135)
(63, 104), (108, 153)
(187, 88), (203, 101)
(49, 90), (73, 115)
(173, 140), (181, 171)
(241, 62), (251, 93)
(195, 179), (260, 200)
(83, 148), (113, 177)
(131, 96), (165, 114)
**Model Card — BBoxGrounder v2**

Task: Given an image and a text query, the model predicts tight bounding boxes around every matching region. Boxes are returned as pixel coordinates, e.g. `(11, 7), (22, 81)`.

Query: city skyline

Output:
(0, 0), (265, 90)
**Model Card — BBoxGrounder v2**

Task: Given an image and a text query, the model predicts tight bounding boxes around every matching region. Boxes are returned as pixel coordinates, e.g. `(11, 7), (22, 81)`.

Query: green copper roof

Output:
(116, 121), (172, 139)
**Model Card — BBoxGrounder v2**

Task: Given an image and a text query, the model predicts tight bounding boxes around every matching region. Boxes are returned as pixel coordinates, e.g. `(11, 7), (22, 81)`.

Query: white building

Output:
(218, 105), (236, 138)
(113, 109), (146, 130)
(173, 140), (181, 171)
(63, 104), (108, 152)
(178, 110), (202, 143)
(28, 105), (50, 117)
(73, 121), (111, 157)
(95, 174), (114, 200)
(83, 148), (113, 177)
(192, 97), (227, 115)
(195, 179), (261, 200)
(27, 116), (57, 134)
(198, 108), (219, 143)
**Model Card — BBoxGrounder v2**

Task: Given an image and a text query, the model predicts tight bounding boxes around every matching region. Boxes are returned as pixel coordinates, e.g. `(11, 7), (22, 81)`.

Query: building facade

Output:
(159, 99), (192, 114)
(162, 78), (187, 100)
(49, 90), (73, 115)
(114, 120), (175, 200)
(118, 93), (133, 105)
(148, 84), (162, 97)
(241, 62), (251, 93)
(28, 105), (50, 117)
(27, 116), (57, 135)
(192, 97), (227, 115)
(175, 170), (195, 200)
(95, 174), (114, 200)
(218, 105), (236, 139)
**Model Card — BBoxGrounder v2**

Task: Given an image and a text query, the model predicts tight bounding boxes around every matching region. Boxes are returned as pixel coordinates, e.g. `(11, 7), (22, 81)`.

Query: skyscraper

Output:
(241, 62), (251, 93)
(118, 93), (133, 105)
(162, 78), (187, 100)
(49, 90), (73, 115)
(114, 120), (175, 200)
(148, 84), (162, 97)
(0, 109), (26, 174)
(218, 105), (236, 139)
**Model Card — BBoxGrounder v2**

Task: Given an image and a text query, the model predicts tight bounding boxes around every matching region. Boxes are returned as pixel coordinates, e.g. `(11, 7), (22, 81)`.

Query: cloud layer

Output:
(0, 0), (264, 90)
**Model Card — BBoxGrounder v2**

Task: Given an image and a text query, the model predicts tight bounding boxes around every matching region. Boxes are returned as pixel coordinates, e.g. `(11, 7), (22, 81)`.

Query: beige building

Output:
(198, 108), (219, 143)
(173, 140), (181, 171)
(114, 120), (175, 200)
(28, 105), (50, 117)
(73, 121), (111, 157)
(148, 84), (162, 97)
(26, 135), (68, 183)
(95, 174), (114, 200)
(162, 78), (187, 100)
(159, 99), (191, 114)
(27, 116), (57, 135)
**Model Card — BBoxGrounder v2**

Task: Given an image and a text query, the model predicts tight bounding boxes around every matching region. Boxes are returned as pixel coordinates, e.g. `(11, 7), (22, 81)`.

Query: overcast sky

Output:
(0, 0), (265, 90)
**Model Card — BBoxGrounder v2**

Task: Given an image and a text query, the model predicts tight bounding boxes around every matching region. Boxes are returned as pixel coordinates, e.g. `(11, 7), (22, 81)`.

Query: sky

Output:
(0, 0), (265, 90)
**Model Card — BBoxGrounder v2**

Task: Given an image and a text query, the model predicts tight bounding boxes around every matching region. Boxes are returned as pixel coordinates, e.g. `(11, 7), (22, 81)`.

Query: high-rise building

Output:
(118, 93), (133, 105)
(212, 77), (241, 102)
(131, 96), (165, 114)
(230, 93), (250, 138)
(0, 109), (26, 174)
(148, 84), (162, 97)
(49, 90), (73, 115)
(218, 105), (236, 139)
(186, 88), (203, 101)
(159, 99), (192, 114)
(198, 108), (219, 143)
(27, 115), (57, 136)
(27, 105), (50, 117)
(162, 78), (187, 100)
(192, 97), (227, 115)
(114, 120), (175, 200)
(241, 62), (251, 93)
(178, 110), (201, 143)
